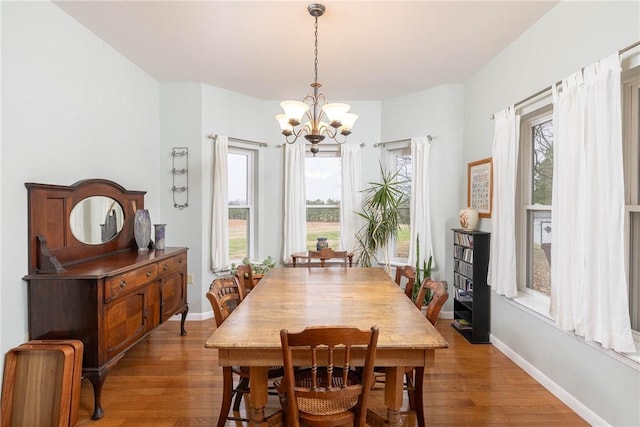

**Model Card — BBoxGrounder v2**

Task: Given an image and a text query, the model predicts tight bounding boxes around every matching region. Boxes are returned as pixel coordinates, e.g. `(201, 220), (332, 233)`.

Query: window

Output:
(227, 148), (255, 262)
(388, 147), (411, 261)
(305, 154), (341, 250)
(518, 107), (553, 296)
(623, 71), (640, 333)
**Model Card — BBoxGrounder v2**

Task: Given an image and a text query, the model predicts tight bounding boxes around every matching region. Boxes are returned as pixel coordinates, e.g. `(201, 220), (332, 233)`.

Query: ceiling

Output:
(53, 0), (558, 101)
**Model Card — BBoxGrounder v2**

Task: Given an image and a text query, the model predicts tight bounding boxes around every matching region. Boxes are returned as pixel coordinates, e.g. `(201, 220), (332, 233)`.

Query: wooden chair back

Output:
(307, 248), (349, 268)
(279, 326), (379, 427)
(394, 265), (416, 299)
(415, 279), (449, 325)
(234, 264), (255, 294)
(206, 276), (244, 327)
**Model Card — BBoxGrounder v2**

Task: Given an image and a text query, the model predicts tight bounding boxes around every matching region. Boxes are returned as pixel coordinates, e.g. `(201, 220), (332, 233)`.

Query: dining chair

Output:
(406, 279), (449, 427)
(234, 264), (255, 295)
(206, 276), (282, 427)
(414, 279), (449, 324)
(394, 265), (417, 299)
(307, 248), (349, 268)
(278, 326), (379, 427)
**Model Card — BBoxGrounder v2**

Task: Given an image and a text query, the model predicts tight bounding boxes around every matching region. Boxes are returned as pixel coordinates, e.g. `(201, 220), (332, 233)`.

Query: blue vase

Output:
(134, 209), (151, 252)
(316, 237), (328, 251)
(154, 223), (166, 251)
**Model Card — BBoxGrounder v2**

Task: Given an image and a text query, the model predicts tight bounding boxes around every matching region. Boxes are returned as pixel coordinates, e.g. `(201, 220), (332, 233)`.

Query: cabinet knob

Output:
(163, 264), (168, 271)
(146, 271), (152, 277)
(119, 280), (126, 288)
(178, 258), (183, 264)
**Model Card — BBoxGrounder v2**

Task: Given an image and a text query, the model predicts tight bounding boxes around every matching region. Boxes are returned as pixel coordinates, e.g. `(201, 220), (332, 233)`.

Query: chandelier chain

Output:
(314, 16), (319, 84)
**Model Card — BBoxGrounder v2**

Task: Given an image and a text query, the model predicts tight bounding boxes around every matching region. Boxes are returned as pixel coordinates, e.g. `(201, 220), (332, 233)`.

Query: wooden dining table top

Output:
(205, 267), (449, 364)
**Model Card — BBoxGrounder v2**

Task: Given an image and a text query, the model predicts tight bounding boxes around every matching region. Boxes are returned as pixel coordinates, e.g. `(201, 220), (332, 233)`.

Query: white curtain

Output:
(282, 143), (307, 264)
(340, 144), (362, 252)
(210, 135), (229, 271)
(550, 53), (635, 352)
(407, 137), (435, 268)
(488, 106), (520, 298)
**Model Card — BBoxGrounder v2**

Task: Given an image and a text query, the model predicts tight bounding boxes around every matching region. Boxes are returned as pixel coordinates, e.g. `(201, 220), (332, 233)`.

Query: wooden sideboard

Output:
(22, 179), (189, 419)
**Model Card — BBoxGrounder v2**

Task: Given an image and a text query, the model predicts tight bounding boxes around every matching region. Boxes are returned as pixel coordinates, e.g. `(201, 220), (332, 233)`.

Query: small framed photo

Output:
(467, 157), (493, 218)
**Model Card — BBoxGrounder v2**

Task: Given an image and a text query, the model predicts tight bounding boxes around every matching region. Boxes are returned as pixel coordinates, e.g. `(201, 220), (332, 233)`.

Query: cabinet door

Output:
(103, 287), (153, 361)
(160, 270), (187, 323)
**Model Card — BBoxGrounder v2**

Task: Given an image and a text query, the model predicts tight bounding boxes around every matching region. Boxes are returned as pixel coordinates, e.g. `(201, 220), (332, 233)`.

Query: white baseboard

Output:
(439, 310), (454, 319)
(167, 311), (213, 322)
(490, 334), (609, 427)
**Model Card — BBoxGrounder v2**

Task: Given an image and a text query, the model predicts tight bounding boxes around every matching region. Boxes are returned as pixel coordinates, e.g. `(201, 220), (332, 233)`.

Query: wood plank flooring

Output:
(75, 319), (588, 426)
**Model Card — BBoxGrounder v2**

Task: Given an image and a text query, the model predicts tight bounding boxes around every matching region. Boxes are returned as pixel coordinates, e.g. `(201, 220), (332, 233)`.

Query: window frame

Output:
(384, 143), (412, 264)
(227, 146), (256, 263)
(516, 105), (554, 300)
(622, 70), (640, 336)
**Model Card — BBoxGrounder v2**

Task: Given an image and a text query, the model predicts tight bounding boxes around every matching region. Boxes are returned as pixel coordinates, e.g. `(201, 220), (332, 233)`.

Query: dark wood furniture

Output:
(291, 250), (354, 267)
(394, 265), (416, 299)
(206, 277), (283, 426)
(234, 264), (255, 294)
(452, 229), (490, 344)
(415, 279), (449, 325)
(406, 278), (449, 426)
(278, 326), (379, 427)
(22, 179), (189, 420)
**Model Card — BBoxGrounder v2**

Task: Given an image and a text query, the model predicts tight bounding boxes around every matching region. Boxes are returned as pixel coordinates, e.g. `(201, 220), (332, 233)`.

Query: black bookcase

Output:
(451, 229), (491, 344)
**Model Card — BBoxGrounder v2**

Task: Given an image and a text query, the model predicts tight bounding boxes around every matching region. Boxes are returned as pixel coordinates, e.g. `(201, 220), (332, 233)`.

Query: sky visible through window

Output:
(306, 157), (341, 202)
(228, 152), (247, 205)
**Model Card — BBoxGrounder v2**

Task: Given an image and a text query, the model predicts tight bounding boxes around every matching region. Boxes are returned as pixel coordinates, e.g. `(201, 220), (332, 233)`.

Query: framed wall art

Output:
(467, 157), (493, 218)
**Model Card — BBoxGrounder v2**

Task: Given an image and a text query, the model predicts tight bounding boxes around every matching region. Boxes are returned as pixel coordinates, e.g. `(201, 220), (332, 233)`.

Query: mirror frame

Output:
(25, 179), (146, 274)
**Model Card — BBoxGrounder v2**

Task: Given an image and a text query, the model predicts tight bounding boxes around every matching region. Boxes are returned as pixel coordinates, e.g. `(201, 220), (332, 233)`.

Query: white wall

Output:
(463, 2), (640, 426)
(1, 0), (161, 361)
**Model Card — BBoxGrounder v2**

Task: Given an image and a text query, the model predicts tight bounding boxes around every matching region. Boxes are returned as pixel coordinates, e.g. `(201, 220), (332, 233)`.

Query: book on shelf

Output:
(454, 232), (475, 248)
(453, 272), (474, 291)
(455, 288), (473, 302)
(452, 318), (472, 330)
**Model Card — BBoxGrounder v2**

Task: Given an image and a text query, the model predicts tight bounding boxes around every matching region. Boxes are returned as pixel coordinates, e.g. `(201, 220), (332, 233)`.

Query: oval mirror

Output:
(70, 196), (125, 244)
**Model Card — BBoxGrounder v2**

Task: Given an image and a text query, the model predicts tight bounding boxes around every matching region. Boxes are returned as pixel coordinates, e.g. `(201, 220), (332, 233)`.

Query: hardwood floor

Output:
(75, 319), (588, 426)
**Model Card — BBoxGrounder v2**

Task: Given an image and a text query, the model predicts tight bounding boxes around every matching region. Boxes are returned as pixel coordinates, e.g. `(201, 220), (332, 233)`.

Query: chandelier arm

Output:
(330, 132), (348, 145)
(284, 125), (309, 145)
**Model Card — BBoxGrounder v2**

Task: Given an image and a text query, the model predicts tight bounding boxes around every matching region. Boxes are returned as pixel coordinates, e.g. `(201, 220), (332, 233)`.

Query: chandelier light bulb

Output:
(322, 103), (351, 127)
(280, 100), (309, 125)
(276, 114), (294, 135)
(339, 113), (358, 134)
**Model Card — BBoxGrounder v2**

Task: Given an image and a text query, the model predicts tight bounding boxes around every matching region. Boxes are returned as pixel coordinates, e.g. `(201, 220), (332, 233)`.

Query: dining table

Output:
(205, 267), (449, 427)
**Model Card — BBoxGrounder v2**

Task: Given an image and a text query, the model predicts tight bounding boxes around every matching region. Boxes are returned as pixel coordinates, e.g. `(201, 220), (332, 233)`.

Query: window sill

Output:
(505, 291), (640, 370)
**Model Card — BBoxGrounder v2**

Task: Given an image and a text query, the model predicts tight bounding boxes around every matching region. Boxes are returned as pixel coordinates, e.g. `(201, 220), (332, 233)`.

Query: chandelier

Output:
(275, 3), (357, 155)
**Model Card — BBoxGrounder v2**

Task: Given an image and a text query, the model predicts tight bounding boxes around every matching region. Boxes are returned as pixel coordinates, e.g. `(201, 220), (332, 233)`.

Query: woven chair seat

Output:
(294, 368), (361, 416)
(235, 366), (284, 377)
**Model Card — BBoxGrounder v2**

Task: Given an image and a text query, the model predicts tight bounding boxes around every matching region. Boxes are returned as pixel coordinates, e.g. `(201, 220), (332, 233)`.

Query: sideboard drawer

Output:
(105, 264), (158, 302)
(157, 253), (186, 277)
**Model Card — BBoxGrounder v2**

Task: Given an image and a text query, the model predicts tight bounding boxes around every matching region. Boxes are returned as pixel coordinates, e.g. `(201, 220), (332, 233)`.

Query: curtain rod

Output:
(207, 134), (268, 148)
(373, 135), (433, 148)
(490, 39), (640, 120)
(276, 142), (366, 148)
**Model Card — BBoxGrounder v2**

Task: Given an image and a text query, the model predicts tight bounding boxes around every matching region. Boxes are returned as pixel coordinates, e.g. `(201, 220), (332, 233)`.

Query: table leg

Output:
(249, 366), (269, 427)
(384, 366), (405, 427)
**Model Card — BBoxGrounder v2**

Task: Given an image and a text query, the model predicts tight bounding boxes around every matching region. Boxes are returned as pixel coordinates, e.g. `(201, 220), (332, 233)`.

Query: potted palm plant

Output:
(354, 163), (407, 271)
